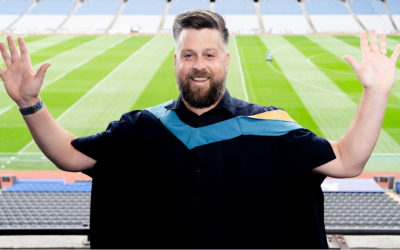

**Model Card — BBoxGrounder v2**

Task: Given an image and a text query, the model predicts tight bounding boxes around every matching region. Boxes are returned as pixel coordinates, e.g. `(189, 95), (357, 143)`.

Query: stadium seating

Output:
(0, 0), (32, 31)
(0, 179), (91, 232)
(324, 192), (400, 231)
(349, 0), (395, 33)
(62, 0), (123, 34)
(259, 0), (311, 34)
(163, 0), (210, 32)
(386, 0), (400, 30)
(214, 0), (259, 34)
(1, 177), (400, 235)
(11, 0), (76, 33)
(110, 0), (166, 34)
(323, 179), (400, 233)
(304, 0), (362, 33)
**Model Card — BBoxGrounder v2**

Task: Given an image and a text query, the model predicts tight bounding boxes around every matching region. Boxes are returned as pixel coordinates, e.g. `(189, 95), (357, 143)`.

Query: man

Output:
(0, 9), (399, 249)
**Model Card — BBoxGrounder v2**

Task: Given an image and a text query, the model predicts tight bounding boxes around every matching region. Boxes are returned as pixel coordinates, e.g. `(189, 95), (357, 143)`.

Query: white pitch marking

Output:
(0, 105), (14, 116)
(1, 37), (129, 119)
(233, 35), (249, 102)
(18, 35), (159, 154)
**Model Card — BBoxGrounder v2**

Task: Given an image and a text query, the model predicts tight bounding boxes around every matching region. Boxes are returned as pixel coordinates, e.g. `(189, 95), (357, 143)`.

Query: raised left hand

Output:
(344, 29), (400, 94)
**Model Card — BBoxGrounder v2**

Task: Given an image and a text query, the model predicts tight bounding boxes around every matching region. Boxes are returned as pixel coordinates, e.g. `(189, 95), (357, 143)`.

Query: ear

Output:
(174, 53), (177, 68)
(225, 52), (230, 73)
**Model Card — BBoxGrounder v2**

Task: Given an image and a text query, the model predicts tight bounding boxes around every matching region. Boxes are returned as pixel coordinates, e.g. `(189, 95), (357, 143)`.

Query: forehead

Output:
(176, 28), (223, 52)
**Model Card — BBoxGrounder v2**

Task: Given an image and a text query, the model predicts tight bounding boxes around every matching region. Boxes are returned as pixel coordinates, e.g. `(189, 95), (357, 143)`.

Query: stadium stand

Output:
(110, 0), (166, 34)
(11, 0), (76, 33)
(214, 0), (259, 34)
(304, 0), (362, 33)
(0, 0), (32, 32)
(0, 179), (91, 234)
(322, 179), (400, 234)
(1, 177), (400, 237)
(61, 0), (123, 34)
(163, 0), (210, 33)
(387, 0), (400, 30)
(349, 0), (395, 33)
(259, 0), (311, 34)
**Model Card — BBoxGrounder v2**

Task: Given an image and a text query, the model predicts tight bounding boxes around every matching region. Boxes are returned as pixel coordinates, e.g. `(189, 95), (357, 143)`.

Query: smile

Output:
(191, 78), (209, 81)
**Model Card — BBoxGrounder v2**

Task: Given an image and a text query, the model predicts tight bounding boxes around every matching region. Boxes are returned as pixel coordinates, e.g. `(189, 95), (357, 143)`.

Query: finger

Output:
(370, 29), (378, 52)
(379, 33), (387, 55)
(35, 62), (51, 82)
(390, 44), (400, 63)
(0, 42), (12, 68)
(360, 31), (369, 57)
(18, 37), (31, 63)
(7, 35), (20, 63)
(0, 65), (5, 76)
(343, 55), (361, 72)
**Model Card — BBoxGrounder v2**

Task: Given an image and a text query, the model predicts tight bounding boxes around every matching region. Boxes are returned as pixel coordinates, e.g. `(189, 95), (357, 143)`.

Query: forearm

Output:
(22, 103), (95, 172)
(337, 89), (389, 174)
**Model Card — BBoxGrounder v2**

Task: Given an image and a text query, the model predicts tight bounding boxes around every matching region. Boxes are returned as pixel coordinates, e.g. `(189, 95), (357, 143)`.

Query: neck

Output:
(183, 96), (223, 116)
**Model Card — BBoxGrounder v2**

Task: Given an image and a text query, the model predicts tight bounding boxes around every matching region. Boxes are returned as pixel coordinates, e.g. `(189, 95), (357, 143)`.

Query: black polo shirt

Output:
(72, 90), (336, 249)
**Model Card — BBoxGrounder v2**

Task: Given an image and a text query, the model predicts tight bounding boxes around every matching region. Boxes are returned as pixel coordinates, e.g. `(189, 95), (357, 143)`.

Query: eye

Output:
(206, 54), (214, 58)
(184, 54), (192, 58)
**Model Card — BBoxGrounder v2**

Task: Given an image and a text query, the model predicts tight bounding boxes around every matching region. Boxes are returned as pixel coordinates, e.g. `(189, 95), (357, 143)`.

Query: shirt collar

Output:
(164, 88), (235, 116)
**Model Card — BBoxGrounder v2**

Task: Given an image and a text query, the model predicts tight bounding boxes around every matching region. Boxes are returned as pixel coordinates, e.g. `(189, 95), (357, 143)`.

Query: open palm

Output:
(344, 30), (400, 94)
(0, 36), (51, 108)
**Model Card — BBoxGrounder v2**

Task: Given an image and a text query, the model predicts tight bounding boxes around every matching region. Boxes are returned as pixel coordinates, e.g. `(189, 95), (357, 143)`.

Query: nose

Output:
(193, 57), (206, 71)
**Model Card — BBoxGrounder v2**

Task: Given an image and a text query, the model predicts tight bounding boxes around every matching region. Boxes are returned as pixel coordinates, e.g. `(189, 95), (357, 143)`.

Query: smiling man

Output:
(1, 9), (400, 249)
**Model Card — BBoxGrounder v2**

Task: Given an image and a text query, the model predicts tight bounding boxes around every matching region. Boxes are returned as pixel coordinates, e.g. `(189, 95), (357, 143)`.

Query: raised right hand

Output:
(0, 35), (51, 108)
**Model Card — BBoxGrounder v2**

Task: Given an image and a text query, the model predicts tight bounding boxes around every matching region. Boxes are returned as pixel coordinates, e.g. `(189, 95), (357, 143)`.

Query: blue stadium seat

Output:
(75, 0), (122, 15)
(349, 0), (386, 15)
(214, 0), (256, 15)
(4, 179), (92, 193)
(168, 0), (209, 15)
(29, 0), (76, 15)
(396, 180), (400, 194)
(259, 0), (303, 15)
(122, 0), (166, 15)
(0, 0), (32, 15)
(387, 0), (400, 15)
(304, 0), (349, 15)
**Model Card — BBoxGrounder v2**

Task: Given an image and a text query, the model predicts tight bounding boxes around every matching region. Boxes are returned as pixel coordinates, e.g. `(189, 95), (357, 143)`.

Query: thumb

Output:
(343, 55), (361, 72)
(35, 62), (51, 82)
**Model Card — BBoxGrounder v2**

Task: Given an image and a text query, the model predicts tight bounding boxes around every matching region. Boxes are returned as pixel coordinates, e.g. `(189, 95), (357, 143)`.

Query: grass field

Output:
(0, 34), (400, 172)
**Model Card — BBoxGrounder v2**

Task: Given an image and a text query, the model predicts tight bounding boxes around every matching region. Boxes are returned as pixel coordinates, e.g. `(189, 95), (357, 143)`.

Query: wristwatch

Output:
(18, 99), (44, 115)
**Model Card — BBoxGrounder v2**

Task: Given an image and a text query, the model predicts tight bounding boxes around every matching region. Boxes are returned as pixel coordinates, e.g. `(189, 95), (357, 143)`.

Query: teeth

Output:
(192, 78), (208, 81)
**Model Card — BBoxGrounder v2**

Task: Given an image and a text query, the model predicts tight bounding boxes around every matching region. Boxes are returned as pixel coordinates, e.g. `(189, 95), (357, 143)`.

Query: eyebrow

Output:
(181, 48), (217, 54)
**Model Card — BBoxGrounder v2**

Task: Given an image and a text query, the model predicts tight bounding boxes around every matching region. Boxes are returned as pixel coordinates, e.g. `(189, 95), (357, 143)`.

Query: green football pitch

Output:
(0, 34), (400, 171)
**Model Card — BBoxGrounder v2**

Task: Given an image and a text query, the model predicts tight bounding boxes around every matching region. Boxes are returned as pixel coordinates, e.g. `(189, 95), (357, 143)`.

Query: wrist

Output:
(18, 98), (44, 116)
(16, 97), (41, 109)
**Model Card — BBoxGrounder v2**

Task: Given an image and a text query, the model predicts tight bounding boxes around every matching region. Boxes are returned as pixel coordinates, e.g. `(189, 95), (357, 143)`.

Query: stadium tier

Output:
(0, 0), (31, 31)
(110, 0), (166, 34)
(0, 178), (400, 235)
(11, 0), (76, 33)
(1, 0), (400, 34)
(349, 0), (395, 33)
(304, 0), (362, 33)
(214, 0), (259, 34)
(387, 0), (400, 30)
(61, 0), (123, 34)
(260, 0), (311, 34)
(163, 0), (210, 32)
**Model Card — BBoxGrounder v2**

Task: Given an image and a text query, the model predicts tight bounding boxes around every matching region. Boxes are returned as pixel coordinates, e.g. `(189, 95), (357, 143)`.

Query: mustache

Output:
(185, 70), (213, 81)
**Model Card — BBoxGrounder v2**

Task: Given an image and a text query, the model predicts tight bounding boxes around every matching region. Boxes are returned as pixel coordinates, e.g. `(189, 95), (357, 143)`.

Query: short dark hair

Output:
(173, 9), (229, 48)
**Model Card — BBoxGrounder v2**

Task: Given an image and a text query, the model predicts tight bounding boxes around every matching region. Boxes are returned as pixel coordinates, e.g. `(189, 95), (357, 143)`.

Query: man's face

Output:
(174, 28), (230, 109)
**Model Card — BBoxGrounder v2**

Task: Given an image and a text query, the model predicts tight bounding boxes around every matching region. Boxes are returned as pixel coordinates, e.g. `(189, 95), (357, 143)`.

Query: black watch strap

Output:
(18, 99), (44, 115)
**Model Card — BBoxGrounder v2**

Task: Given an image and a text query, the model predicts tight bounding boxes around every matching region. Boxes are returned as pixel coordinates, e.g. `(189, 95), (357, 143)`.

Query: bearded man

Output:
(1, 9), (399, 249)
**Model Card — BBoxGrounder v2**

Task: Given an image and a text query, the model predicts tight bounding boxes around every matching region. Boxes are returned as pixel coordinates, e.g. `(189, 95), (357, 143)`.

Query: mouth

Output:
(190, 77), (210, 83)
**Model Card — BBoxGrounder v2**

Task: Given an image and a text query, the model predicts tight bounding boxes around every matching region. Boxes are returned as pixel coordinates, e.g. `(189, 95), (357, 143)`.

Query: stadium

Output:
(0, 0), (400, 248)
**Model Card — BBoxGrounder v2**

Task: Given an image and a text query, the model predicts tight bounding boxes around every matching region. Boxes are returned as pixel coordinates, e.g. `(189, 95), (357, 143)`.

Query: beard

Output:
(176, 69), (226, 109)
